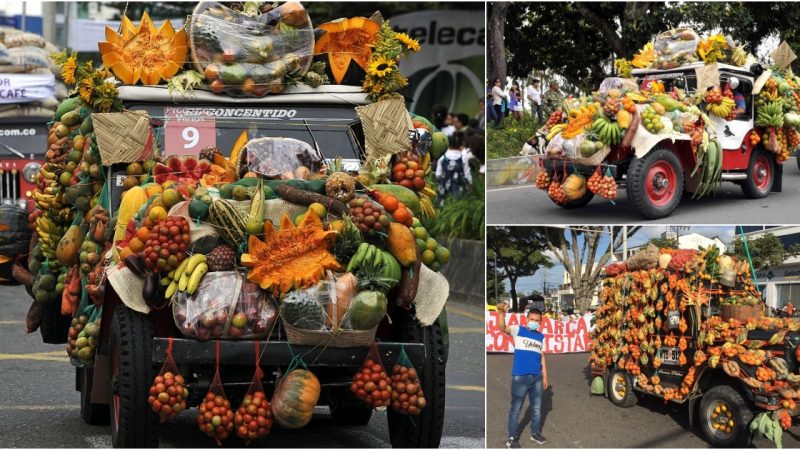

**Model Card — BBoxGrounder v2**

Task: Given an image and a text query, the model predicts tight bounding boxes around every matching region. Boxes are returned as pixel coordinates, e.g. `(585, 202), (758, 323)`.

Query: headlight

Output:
(22, 162), (41, 183)
(16, 199), (26, 209)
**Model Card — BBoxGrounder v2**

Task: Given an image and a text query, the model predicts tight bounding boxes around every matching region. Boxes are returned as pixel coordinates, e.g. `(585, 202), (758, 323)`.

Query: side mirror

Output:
(750, 63), (764, 77)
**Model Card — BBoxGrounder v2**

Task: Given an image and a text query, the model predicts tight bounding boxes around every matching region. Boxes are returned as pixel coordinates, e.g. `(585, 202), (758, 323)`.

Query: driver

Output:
(727, 77), (746, 117)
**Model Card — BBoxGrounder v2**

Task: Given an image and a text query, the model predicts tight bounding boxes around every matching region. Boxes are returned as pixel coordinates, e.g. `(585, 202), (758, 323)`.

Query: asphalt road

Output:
(486, 352), (800, 448)
(487, 157), (800, 224)
(0, 285), (484, 448)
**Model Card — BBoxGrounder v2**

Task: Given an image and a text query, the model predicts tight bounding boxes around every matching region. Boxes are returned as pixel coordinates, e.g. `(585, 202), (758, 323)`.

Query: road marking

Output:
(449, 327), (484, 334)
(446, 305), (484, 322)
(448, 384), (485, 392)
(0, 320), (23, 325)
(0, 405), (79, 411)
(0, 351), (69, 362)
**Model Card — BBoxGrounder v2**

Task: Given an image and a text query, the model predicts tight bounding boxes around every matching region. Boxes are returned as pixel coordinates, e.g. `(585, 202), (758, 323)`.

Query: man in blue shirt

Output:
(496, 302), (549, 448)
(727, 77), (746, 117)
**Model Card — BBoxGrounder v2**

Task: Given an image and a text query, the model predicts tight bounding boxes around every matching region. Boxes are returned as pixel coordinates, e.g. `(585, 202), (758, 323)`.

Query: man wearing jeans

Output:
(496, 302), (548, 447)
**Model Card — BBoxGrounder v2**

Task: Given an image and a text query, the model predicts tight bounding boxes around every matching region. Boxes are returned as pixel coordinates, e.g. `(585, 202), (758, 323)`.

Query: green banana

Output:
(346, 243), (369, 272)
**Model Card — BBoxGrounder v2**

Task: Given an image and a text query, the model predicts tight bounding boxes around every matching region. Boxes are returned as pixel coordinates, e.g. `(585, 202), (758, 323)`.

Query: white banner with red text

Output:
(485, 311), (594, 353)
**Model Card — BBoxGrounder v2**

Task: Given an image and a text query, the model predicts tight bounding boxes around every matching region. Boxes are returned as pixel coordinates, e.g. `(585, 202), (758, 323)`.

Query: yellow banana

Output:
(187, 263), (208, 295)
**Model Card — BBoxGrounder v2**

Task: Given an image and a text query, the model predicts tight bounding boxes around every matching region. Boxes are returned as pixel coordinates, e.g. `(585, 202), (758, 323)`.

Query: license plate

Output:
(658, 346), (681, 365)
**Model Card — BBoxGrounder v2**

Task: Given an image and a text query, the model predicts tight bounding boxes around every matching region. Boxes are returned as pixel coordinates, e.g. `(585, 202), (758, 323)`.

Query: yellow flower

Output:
(61, 56), (77, 85)
(79, 78), (94, 104)
(366, 56), (395, 78)
(396, 32), (421, 52)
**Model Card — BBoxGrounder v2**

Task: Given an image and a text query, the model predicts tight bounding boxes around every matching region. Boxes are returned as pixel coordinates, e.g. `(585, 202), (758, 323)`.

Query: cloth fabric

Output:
(435, 150), (472, 201)
(733, 92), (746, 110)
(541, 89), (564, 121)
(441, 124), (456, 137)
(411, 264), (450, 326)
(492, 85), (506, 106)
(507, 373), (544, 439)
(507, 325), (544, 375)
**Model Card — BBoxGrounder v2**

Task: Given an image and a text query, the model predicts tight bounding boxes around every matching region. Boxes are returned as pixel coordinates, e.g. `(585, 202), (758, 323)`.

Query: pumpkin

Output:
(271, 369), (321, 429)
(562, 174), (587, 200)
(313, 17), (380, 84)
(98, 12), (187, 85)
(240, 213), (341, 295)
(208, 199), (246, 249)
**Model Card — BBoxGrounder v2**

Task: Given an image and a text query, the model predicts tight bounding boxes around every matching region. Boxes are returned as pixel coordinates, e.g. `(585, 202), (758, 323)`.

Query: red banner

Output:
(485, 311), (593, 354)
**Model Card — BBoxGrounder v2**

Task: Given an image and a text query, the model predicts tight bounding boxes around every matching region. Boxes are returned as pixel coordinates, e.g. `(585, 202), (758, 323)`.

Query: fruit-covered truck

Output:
(29, 5), (453, 448)
(590, 245), (800, 447)
(535, 34), (799, 219)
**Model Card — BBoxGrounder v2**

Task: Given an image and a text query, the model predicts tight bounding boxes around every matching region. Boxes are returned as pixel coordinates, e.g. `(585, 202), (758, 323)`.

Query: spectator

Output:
(466, 131), (485, 176)
(431, 104), (448, 130)
(509, 84), (524, 122)
(491, 78), (507, 126)
(541, 81), (564, 122)
(476, 97), (486, 130)
(435, 131), (473, 203)
(454, 113), (471, 133)
(526, 79), (543, 125)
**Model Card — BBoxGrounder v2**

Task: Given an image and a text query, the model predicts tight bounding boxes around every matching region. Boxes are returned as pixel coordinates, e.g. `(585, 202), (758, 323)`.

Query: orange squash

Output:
(271, 369), (320, 429)
(98, 12), (187, 85)
(314, 17), (380, 84)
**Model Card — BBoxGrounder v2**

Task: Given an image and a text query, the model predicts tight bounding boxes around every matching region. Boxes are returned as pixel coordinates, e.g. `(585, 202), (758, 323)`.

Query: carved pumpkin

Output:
(98, 12), (187, 85)
(271, 369), (320, 429)
(241, 212), (341, 295)
(313, 17), (380, 84)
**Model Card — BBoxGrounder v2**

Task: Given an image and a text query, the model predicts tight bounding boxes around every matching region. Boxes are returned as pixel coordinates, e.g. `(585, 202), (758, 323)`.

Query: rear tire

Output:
(698, 385), (753, 447)
(109, 305), (158, 448)
(626, 148), (684, 219)
(741, 148), (774, 198)
(607, 370), (637, 408)
(387, 315), (446, 448)
(80, 367), (110, 425)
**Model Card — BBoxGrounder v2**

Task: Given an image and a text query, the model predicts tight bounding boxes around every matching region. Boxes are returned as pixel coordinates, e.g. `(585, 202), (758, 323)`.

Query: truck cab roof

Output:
(632, 62), (755, 81)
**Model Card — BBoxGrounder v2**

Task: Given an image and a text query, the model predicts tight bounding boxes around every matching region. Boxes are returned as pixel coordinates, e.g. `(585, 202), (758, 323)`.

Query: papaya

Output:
(61, 110), (82, 127)
(56, 224), (84, 266)
(431, 131), (448, 160)
(370, 184), (421, 217)
(349, 291), (388, 330)
(616, 109), (632, 129)
(651, 101), (666, 115)
(113, 186), (148, 244)
(654, 94), (681, 112)
(54, 97), (79, 121)
(387, 222), (417, 266)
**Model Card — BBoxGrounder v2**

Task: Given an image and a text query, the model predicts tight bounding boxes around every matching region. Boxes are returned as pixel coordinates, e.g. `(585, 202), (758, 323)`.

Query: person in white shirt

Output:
(435, 131), (473, 204)
(526, 79), (542, 125)
(491, 78), (507, 126)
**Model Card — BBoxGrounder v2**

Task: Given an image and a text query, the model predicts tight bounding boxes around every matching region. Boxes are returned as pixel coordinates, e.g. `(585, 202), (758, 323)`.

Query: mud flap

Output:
(772, 162), (783, 192)
(688, 394), (699, 429)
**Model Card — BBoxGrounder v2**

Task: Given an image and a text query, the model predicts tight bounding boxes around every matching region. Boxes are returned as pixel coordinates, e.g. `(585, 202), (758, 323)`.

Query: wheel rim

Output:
(706, 400), (736, 439)
(612, 374), (627, 401)
(645, 161), (677, 207)
(753, 154), (771, 192)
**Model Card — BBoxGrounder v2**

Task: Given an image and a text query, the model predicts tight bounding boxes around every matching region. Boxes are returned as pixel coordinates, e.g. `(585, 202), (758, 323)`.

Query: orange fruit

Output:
(129, 237), (145, 253)
(136, 227), (150, 242)
(119, 246), (134, 260)
(149, 206), (168, 222)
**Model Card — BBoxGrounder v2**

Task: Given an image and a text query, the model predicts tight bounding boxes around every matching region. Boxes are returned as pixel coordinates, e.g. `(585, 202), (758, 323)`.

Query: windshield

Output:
(126, 103), (365, 167)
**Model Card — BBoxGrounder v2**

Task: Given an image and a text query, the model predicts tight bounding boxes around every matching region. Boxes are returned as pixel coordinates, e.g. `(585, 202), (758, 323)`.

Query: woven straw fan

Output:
(355, 97), (414, 162)
(93, 110), (153, 165)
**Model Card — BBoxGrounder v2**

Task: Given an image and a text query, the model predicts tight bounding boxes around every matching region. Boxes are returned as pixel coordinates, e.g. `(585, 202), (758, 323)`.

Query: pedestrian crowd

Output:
(429, 103), (485, 204)
(487, 78), (565, 129)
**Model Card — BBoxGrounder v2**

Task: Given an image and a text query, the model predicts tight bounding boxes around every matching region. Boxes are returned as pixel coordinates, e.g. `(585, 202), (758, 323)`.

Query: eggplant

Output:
(141, 271), (160, 305)
(124, 254), (147, 278)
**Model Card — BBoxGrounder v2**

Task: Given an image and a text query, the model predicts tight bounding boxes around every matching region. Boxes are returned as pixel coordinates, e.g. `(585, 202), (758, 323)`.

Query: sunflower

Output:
(61, 55), (77, 85)
(396, 33), (420, 52)
(366, 56), (395, 78)
(79, 78), (94, 104)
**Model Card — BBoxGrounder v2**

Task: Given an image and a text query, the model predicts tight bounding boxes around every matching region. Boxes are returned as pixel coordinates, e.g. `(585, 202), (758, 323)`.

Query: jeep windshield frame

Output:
(117, 85), (370, 168)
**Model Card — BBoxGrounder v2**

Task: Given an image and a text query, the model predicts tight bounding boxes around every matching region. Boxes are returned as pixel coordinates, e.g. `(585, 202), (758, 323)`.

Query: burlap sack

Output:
(169, 201), (218, 243)
(626, 244), (660, 271)
(107, 264), (149, 314)
(412, 264), (451, 326)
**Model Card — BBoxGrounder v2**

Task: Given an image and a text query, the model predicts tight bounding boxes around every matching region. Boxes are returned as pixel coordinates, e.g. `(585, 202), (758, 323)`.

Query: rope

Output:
(738, 226), (761, 294)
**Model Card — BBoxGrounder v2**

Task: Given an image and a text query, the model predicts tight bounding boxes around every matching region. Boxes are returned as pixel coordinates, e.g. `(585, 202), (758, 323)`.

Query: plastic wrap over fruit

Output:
(653, 28), (699, 69)
(189, 1), (314, 97)
(243, 137), (325, 179)
(545, 133), (566, 158)
(172, 271), (277, 340)
(279, 278), (335, 331)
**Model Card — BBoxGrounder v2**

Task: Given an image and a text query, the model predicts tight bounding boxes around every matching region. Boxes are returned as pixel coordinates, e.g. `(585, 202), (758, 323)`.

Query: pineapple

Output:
(355, 260), (395, 293)
(331, 218), (363, 263)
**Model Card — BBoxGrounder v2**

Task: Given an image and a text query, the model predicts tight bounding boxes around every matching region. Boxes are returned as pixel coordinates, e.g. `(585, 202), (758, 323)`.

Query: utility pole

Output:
(493, 253), (498, 305)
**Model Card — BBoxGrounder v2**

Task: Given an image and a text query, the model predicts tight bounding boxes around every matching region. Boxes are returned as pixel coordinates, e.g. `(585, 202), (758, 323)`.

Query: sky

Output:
(0, 1), (42, 16)
(500, 226), (740, 295)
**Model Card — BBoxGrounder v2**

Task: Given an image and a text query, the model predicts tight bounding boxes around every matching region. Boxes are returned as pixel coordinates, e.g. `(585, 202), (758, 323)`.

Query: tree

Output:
(486, 247), (507, 305)
(544, 226), (640, 312)
(486, 226), (552, 312)
(733, 233), (786, 270)
(647, 236), (678, 249)
(487, 2), (510, 85)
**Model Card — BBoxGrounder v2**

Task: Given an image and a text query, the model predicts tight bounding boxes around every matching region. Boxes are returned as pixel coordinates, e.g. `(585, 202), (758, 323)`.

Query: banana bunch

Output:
(707, 97), (735, 118)
(164, 254), (208, 298)
(546, 123), (566, 141)
(749, 412), (782, 446)
(346, 242), (402, 284)
(756, 101), (785, 128)
(731, 46), (748, 67)
(761, 88), (780, 102)
(416, 184), (437, 220)
(590, 117), (623, 146)
(625, 92), (649, 103)
(693, 136), (722, 198)
(35, 214), (65, 259)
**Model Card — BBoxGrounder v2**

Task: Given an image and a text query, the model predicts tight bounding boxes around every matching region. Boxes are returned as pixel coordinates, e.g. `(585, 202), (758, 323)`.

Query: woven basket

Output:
(281, 317), (376, 348)
(720, 303), (762, 322)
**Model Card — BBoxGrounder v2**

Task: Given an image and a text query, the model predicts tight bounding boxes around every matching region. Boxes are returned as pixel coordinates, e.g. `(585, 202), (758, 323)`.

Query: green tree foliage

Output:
(733, 233), (787, 270)
(647, 236), (679, 249)
(487, 226), (553, 311)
